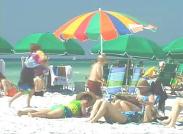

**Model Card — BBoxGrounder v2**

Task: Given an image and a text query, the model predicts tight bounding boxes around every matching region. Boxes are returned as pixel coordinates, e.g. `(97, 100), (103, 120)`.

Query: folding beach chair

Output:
(177, 64), (183, 75)
(105, 65), (126, 100)
(158, 63), (178, 87)
(128, 67), (142, 94)
(48, 65), (73, 92)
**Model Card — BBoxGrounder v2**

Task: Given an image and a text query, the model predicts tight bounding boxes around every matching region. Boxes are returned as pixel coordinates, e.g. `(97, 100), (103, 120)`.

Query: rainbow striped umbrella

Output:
(54, 8), (156, 53)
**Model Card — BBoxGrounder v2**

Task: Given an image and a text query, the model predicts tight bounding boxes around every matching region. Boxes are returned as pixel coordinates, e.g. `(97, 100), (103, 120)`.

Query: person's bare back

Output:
(87, 54), (107, 97)
(88, 62), (103, 82)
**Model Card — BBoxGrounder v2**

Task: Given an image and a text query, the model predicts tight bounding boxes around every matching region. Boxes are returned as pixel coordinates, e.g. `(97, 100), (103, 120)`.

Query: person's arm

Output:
(143, 95), (155, 106)
(80, 101), (90, 117)
(96, 65), (105, 85)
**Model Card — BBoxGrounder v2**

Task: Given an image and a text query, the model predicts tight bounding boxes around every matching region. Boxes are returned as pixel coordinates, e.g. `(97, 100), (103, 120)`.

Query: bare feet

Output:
(160, 118), (171, 125)
(28, 112), (33, 117)
(166, 124), (176, 128)
(89, 119), (97, 123)
(17, 110), (25, 116)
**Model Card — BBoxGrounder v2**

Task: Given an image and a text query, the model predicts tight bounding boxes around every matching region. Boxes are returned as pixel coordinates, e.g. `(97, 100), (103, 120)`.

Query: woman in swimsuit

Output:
(17, 92), (96, 119)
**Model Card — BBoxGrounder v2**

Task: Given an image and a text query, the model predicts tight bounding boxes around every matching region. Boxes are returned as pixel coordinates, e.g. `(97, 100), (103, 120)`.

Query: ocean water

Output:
(4, 59), (95, 85)
(3, 58), (158, 86)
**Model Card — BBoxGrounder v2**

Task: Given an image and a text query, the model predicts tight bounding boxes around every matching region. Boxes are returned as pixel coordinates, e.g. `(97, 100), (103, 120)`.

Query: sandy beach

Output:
(0, 92), (183, 134)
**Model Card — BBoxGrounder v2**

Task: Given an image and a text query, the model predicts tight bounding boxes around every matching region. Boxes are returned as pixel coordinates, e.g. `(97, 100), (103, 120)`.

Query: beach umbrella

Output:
(0, 36), (13, 54)
(163, 37), (183, 59)
(54, 8), (157, 53)
(14, 33), (85, 55)
(91, 35), (165, 59)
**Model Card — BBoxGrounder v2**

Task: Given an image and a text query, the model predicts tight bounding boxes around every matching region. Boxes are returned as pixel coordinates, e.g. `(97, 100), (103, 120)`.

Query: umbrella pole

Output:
(100, 34), (103, 54)
(126, 59), (129, 86)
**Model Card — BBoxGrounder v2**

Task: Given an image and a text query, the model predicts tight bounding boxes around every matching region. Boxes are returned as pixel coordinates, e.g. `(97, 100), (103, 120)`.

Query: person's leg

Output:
(89, 99), (103, 121)
(17, 109), (39, 116)
(143, 105), (155, 123)
(90, 101), (127, 124)
(1, 79), (10, 95)
(29, 109), (64, 119)
(113, 100), (141, 112)
(9, 92), (23, 107)
(167, 98), (183, 127)
(27, 89), (35, 107)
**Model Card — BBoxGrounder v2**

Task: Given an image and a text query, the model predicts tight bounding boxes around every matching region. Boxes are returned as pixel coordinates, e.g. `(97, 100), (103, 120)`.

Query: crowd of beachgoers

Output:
(0, 44), (183, 134)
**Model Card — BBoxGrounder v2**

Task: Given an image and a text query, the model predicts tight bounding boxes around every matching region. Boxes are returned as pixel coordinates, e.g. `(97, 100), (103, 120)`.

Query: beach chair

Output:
(158, 63), (177, 87)
(105, 66), (126, 100)
(177, 64), (183, 75)
(48, 65), (73, 91)
(128, 67), (142, 94)
(0, 59), (5, 74)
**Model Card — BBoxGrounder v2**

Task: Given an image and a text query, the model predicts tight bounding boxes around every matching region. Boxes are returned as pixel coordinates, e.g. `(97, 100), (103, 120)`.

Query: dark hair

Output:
(30, 44), (41, 52)
(0, 72), (6, 81)
(80, 94), (92, 102)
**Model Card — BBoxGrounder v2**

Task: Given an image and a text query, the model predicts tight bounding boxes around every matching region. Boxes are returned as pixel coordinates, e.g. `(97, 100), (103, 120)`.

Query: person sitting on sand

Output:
(17, 92), (96, 119)
(136, 79), (157, 123)
(87, 54), (107, 97)
(0, 72), (17, 97)
(160, 98), (183, 128)
(88, 99), (142, 124)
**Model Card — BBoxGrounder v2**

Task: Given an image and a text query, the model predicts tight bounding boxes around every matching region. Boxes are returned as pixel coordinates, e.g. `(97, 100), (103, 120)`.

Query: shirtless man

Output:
(87, 54), (107, 97)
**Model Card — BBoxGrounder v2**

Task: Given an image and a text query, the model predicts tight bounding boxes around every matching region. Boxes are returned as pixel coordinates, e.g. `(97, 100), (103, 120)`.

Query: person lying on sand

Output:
(160, 98), (183, 128)
(88, 99), (142, 124)
(17, 92), (96, 119)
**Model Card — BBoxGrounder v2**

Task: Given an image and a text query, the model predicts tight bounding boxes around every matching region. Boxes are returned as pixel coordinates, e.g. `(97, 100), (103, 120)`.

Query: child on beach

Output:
(17, 92), (96, 119)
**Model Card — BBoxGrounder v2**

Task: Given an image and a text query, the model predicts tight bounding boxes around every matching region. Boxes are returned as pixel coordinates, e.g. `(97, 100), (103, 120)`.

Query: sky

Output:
(1, 0), (183, 48)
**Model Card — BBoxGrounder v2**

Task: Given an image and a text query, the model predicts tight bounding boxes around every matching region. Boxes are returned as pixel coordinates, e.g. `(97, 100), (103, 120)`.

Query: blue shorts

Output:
(19, 84), (32, 94)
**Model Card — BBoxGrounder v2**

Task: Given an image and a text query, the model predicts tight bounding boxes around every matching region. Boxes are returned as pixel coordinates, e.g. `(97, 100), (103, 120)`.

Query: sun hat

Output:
(76, 91), (97, 105)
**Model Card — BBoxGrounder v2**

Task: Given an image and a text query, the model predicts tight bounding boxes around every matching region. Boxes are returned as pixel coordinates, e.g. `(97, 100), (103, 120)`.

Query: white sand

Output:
(0, 92), (183, 134)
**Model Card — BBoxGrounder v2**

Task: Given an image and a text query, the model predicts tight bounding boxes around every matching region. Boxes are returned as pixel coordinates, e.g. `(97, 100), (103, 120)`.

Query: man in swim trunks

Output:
(87, 54), (107, 97)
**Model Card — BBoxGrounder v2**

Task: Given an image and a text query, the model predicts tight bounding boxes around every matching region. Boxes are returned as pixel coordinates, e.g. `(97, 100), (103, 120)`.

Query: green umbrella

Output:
(91, 35), (164, 59)
(0, 36), (13, 54)
(15, 33), (84, 55)
(163, 37), (183, 59)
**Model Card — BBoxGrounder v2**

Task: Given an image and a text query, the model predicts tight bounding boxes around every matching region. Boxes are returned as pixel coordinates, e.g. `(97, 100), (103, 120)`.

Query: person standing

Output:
(87, 54), (107, 97)
(9, 44), (47, 107)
